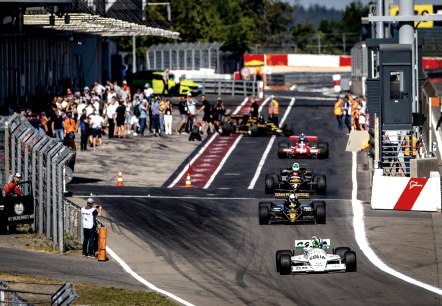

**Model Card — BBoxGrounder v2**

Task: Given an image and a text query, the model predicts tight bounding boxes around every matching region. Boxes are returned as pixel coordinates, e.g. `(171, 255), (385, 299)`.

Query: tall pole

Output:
(376, 0), (384, 38)
(132, 36), (136, 73)
(399, 0), (415, 113)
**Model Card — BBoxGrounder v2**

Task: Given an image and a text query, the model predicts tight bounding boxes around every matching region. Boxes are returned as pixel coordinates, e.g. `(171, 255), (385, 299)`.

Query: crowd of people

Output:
(10, 80), (233, 152)
(333, 94), (367, 133)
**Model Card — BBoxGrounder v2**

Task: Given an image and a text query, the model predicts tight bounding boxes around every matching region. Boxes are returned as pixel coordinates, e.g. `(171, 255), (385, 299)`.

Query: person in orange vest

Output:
(351, 96), (360, 130)
(334, 95), (343, 130)
(268, 95), (279, 127)
(402, 135), (417, 176)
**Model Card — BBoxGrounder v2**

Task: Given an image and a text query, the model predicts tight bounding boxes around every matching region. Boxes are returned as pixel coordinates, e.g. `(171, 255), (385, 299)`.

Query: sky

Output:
(285, 0), (441, 11)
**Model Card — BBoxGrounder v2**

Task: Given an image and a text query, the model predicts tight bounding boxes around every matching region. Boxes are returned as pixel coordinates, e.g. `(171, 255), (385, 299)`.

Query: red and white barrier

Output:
(371, 169), (441, 211)
(333, 74), (341, 93)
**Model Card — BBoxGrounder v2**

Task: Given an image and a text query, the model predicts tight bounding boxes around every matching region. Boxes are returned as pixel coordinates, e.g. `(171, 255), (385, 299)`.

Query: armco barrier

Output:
(371, 169), (441, 211)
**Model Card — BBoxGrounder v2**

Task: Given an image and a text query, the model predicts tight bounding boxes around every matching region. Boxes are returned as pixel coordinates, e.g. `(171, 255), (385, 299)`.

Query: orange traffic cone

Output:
(185, 172), (192, 188)
(116, 172), (124, 186)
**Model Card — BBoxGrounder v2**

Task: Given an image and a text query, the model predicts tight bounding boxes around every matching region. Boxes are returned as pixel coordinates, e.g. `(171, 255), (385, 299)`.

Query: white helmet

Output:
(292, 163), (300, 172)
(289, 193), (296, 203)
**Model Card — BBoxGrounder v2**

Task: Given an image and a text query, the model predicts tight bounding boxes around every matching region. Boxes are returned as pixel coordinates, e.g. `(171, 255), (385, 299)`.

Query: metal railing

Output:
(195, 79), (259, 96)
(3, 115), (74, 252)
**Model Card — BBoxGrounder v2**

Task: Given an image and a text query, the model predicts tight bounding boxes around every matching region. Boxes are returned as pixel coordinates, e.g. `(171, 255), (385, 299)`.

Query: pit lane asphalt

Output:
(3, 89), (442, 305)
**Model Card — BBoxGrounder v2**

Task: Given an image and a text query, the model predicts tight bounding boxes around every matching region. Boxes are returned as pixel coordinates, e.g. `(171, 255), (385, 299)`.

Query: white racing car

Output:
(275, 237), (357, 275)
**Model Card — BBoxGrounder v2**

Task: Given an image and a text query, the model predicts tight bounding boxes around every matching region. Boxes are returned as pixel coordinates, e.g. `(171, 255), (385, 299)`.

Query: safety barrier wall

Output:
(371, 169), (441, 211)
(3, 115), (74, 252)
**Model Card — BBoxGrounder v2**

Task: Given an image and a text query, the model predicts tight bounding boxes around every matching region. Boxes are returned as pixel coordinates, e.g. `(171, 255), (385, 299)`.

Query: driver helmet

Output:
(289, 192), (297, 203)
(312, 236), (322, 248)
(299, 133), (306, 142)
(292, 163), (300, 172)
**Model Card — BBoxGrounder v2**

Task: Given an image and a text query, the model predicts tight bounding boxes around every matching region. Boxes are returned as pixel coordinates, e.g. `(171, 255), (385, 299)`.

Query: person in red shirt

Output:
(3, 173), (23, 197)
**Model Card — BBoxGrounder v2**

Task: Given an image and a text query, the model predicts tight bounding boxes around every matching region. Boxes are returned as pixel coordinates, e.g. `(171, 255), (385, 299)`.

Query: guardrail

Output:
(194, 79), (259, 96)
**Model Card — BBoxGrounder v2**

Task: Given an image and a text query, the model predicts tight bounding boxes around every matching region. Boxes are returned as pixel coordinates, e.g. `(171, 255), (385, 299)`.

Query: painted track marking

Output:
(248, 98), (296, 189)
(351, 151), (442, 296)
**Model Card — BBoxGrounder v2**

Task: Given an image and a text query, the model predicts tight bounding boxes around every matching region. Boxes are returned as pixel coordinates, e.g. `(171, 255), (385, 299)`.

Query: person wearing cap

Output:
(334, 95), (343, 130)
(186, 93), (200, 132)
(268, 95), (279, 126)
(3, 173), (23, 197)
(198, 94), (213, 134)
(81, 198), (98, 258)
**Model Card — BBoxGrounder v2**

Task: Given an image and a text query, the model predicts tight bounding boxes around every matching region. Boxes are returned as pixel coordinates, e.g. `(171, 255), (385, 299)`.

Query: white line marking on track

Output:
(105, 247), (195, 306)
(351, 151), (442, 296)
(248, 98), (296, 189)
(168, 97), (249, 188)
(203, 135), (243, 189)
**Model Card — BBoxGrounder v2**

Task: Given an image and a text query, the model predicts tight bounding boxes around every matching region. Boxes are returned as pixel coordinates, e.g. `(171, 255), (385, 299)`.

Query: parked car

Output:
(129, 70), (202, 96)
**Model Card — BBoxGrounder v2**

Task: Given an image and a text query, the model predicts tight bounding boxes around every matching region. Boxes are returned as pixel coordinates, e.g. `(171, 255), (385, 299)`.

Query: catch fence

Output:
(3, 114), (75, 252)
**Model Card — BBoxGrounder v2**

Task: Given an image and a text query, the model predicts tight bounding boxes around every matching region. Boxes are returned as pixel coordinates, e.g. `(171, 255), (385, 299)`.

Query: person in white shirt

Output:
(105, 97), (118, 138)
(89, 112), (105, 151)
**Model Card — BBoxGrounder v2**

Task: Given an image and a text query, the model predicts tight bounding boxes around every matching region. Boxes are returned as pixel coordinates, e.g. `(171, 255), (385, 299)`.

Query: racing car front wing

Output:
(290, 263), (346, 273)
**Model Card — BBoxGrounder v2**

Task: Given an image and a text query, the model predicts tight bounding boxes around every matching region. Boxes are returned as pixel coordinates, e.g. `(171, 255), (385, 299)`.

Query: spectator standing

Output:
(342, 95), (352, 133)
(250, 98), (259, 119)
(162, 67), (170, 95)
(159, 97), (166, 136)
(39, 111), (49, 136)
(63, 112), (76, 140)
(121, 80), (131, 102)
(89, 112), (104, 151)
(105, 97), (118, 138)
(172, 68), (182, 96)
(164, 99), (173, 135)
(334, 95), (343, 130)
(115, 100), (126, 138)
(151, 98), (162, 137)
(176, 96), (188, 134)
(93, 80), (106, 99)
(81, 198), (98, 258)
(138, 99), (148, 137)
(79, 108), (89, 151)
(186, 93), (199, 132)
(124, 98), (133, 136)
(199, 94), (213, 134)
(358, 97), (367, 130)
(52, 109), (65, 142)
(113, 80), (121, 97)
(268, 95), (279, 127)
(212, 98), (225, 133)
(143, 83), (154, 102)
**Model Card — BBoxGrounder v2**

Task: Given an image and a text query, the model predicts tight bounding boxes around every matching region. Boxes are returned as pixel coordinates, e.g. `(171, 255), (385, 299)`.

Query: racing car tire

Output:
(334, 247), (351, 259)
(314, 202), (326, 224)
(264, 173), (278, 194)
(259, 201), (272, 210)
(344, 251), (357, 272)
(259, 206), (270, 225)
(279, 254), (292, 275)
(276, 250), (292, 272)
(317, 142), (329, 159)
(249, 124), (259, 137)
(314, 175), (326, 195)
(277, 142), (290, 159)
(219, 122), (232, 136)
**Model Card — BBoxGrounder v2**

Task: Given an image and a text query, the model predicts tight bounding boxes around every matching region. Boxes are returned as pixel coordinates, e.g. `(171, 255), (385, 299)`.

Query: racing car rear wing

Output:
(295, 239), (331, 249)
(289, 136), (318, 142)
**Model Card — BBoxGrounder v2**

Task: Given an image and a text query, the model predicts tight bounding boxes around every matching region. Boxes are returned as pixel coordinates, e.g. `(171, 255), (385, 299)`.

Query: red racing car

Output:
(277, 134), (329, 159)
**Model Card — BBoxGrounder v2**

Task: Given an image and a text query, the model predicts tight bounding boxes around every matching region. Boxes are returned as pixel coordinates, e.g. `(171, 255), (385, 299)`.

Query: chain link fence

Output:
(2, 114), (74, 252)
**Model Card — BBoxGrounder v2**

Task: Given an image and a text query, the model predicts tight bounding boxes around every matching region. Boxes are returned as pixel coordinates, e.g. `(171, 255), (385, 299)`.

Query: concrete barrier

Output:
(371, 169), (440, 211)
